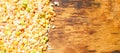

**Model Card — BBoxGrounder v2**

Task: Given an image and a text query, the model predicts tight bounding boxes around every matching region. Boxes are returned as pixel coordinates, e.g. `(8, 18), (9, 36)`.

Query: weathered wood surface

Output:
(47, 0), (120, 53)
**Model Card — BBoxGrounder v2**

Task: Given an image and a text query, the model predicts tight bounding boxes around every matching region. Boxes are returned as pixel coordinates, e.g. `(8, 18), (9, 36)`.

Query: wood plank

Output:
(47, 0), (120, 53)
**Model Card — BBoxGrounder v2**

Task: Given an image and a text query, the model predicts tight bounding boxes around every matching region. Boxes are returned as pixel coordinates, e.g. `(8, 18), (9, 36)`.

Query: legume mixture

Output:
(0, 0), (55, 53)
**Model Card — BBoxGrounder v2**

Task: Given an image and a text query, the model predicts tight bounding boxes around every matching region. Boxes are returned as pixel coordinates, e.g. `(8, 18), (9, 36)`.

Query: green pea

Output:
(26, 7), (31, 12)
(22, 0), (28, 8)
(20, 20), (25, 26)
(44, 37), (48, 41)
(40, 12), (46, 18)
(22, 3), (27, 8)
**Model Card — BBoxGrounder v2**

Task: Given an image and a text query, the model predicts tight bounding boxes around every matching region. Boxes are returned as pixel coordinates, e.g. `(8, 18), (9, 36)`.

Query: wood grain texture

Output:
(46, 0), (120, 53)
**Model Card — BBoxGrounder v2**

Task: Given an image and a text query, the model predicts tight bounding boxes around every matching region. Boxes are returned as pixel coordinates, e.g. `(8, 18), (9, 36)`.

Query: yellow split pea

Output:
(0, 0), (54, 53)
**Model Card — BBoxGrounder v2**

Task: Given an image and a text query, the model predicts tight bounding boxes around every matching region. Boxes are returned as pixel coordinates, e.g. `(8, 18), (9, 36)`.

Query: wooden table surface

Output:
(46, 0), (120, 53)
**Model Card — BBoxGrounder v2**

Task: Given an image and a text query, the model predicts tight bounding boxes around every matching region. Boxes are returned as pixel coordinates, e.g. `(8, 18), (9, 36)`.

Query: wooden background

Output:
(46, 0), (120, 53)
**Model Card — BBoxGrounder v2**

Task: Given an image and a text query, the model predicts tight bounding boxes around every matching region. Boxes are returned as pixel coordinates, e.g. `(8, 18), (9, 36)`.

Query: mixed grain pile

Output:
(0, 0), (55, 53)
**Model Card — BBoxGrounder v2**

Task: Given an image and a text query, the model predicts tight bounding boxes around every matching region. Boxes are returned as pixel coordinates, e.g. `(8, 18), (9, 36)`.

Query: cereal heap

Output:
(0, 0), (55, 53)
